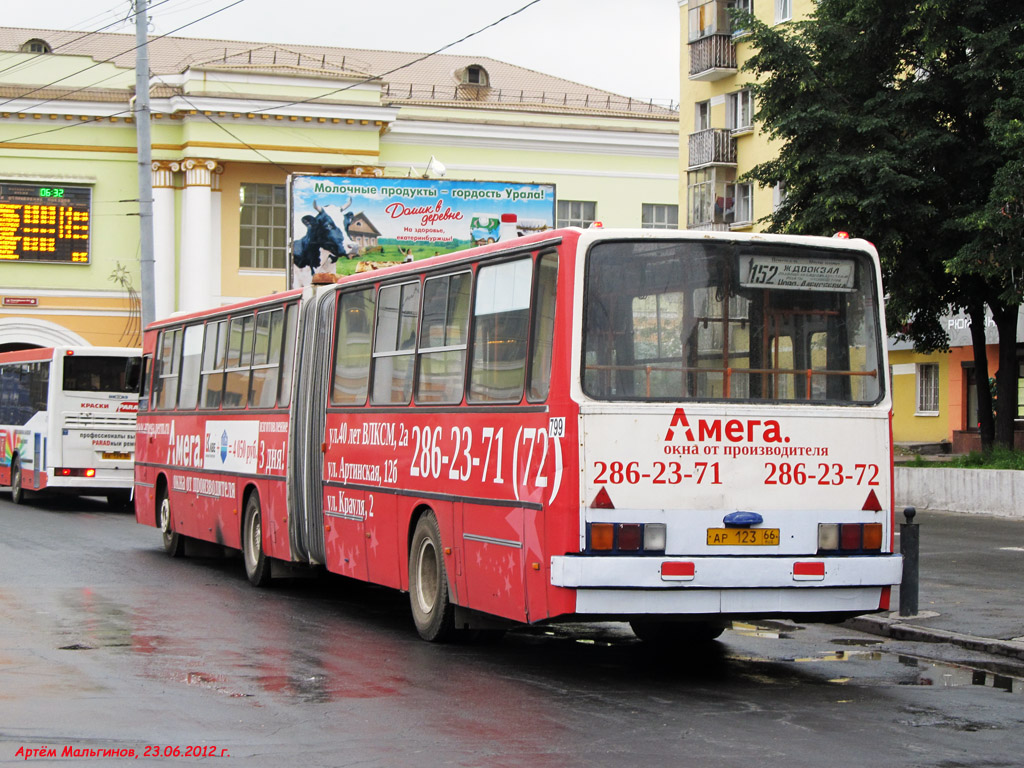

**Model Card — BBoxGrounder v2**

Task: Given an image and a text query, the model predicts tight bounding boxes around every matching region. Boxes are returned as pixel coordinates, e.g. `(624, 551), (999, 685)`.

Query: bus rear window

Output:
(63, 356), (138, 393)
(582, 240), (883, 404)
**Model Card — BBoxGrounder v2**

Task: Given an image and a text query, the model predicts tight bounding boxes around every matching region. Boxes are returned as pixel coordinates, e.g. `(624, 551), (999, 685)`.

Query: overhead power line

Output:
(0, 0), (247, 111)
(0, 0), (547, 151)
(0, 0), (178, 79)
(247, 0), (545, 115)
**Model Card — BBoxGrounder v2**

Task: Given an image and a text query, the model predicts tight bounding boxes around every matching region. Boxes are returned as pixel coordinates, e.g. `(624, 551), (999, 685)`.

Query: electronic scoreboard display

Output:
(0, 182), (91, 264)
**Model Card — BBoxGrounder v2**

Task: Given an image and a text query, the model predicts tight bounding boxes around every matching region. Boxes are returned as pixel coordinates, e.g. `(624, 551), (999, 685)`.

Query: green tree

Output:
(737, 0), (1024, 450)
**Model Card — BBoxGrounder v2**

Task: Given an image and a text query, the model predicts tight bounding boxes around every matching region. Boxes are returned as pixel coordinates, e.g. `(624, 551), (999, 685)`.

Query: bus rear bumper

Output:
(45, 472), (133, 492)
(551, 554), (902, 616)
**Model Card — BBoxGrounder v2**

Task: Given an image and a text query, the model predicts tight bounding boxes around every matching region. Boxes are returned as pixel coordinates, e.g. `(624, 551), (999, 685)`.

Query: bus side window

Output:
(279, 304), (298, 408)
(332, 289), (375, 405)
(138, 355), (152, 410)
(416, 272), (470, 404)
(223, 315), (255, 409)
(527, 252), (558, 402)
(200, 320), (228, 409)
(250, 309), (284, 409)
(372, 281), (421, 405)
(33, 362), (48, 416)
(178, 325), (204, 410)
(469, 258), (532, 403)
(155, 328), (182, 410)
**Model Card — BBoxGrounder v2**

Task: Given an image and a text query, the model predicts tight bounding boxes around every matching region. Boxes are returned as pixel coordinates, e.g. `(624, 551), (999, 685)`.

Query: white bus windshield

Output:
(583, 239), (883, 404)
(63, 356), (139, 393)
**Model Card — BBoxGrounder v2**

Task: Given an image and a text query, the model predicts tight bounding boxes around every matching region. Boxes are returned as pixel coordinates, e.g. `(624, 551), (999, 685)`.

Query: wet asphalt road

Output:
(1, 495), (1022, 767)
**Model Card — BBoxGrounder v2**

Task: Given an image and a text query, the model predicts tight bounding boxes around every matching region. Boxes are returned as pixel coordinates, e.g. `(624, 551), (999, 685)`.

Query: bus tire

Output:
(158, 488), (185, 558)
(10, 457), (24, 505)
(242, 493), (271, 587)
(409, 512), (456, 642)
(629, 619), (725, 646)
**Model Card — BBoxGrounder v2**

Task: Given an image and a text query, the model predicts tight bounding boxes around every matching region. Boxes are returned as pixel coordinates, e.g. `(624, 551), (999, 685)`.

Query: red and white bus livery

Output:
(0, 346), (140, 506)
(135, 227), (901, 642)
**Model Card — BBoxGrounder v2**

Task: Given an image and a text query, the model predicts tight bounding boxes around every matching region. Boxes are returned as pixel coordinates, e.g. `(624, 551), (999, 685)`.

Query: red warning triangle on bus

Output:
(862, 489), (883, 512)
(591, 488), (615, 509)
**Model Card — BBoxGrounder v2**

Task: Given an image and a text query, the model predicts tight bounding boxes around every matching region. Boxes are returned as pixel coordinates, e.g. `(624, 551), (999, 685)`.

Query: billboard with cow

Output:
(288, 175), (556, 289)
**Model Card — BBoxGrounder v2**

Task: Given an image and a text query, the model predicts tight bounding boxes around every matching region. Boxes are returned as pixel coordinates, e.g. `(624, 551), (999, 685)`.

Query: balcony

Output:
(688, 34), (737, 81)
(688, 128), (737, 169)
(686, 167), (737, 229)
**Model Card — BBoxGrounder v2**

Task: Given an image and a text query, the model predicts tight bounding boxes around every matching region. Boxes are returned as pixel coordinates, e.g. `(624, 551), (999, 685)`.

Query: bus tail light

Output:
(57, 468), (96, 477)
(586, 523), (666, 554)
(644, 523), (667, 552)
(861, 523), (883, 550)
(840, 524), (862, 550)
(617, 524), (642, 551)
(590, 523), (614, 550)
(818, 523), (883, 554)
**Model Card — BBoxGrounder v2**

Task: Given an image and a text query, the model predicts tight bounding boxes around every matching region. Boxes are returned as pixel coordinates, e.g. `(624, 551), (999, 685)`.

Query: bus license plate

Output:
(707, 528), (780, 546)
(102, 451), (132, 461)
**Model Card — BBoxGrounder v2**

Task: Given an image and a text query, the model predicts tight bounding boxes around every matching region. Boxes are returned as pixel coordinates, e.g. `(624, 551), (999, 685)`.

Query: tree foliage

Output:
(737, 0), (1024, 448)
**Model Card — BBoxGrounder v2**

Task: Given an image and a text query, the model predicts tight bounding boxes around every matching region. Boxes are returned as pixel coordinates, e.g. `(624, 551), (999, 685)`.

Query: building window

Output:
(20, 38), (51, 54)
(772, 182), (787, 212)
(557, 200), (596, 228)
(642, 204), (679, 229)
(687, 168), (719, 228)
(729, 0), (754, 35)
(775, 0), (791, 23)
(727, 182), (753, 224)
(695, 100), (711, 131)
(461, 65), (489, 86)
(917, 363), (939, 415)
(1018, 360), (1024, 420)
(239, 183), (287, 270)
(727, 89), (754, 132)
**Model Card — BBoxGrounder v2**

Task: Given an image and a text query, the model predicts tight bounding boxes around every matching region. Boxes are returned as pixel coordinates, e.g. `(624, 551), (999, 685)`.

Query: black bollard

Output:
(899, 506), (919, 617)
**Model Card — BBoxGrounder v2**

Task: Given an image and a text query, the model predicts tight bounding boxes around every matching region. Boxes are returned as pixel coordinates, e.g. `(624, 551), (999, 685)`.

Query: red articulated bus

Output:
(134, 227), (901, 642)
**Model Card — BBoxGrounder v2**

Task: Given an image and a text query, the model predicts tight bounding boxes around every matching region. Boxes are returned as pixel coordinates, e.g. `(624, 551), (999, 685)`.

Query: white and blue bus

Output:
(0, 346), (140, 507)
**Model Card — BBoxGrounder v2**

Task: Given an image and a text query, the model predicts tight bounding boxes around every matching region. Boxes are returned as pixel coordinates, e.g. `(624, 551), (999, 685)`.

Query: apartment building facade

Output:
(678, 0), (1023, 448)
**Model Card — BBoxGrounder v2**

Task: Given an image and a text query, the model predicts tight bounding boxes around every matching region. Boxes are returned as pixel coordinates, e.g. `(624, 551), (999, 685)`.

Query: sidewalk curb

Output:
(843, 615), (1024, 662)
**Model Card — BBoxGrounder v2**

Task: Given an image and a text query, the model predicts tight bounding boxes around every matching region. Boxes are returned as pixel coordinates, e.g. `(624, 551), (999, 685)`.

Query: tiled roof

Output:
(0, 26), (677, 119)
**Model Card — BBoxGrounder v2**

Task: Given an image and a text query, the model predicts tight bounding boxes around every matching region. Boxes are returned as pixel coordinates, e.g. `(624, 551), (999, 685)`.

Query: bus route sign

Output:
(0, 182), (91, 264)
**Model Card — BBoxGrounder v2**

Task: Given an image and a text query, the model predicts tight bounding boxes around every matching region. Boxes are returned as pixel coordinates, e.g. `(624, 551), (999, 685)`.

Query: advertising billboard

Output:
(288, 175), (555, 288)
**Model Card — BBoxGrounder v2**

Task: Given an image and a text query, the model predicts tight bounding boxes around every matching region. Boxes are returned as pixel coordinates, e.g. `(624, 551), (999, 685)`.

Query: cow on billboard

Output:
(292, 198), (359, 284)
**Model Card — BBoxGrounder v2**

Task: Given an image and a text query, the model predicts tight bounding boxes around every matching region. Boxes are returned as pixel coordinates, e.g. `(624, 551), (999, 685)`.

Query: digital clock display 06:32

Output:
(0, 182), (91, 264)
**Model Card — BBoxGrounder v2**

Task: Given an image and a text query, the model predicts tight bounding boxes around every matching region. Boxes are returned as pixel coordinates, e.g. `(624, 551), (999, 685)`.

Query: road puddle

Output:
(793, 649), (1023, 694)
(896, 656), (1023, 694)
(734, 622), (1024, 695)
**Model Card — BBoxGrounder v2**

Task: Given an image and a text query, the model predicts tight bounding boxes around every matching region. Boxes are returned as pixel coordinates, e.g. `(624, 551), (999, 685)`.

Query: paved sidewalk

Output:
(844, 508), (1024, 660)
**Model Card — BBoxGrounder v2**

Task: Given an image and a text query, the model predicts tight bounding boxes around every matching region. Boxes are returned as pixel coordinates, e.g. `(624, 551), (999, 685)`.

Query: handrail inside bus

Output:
(586, 363), (878, 400)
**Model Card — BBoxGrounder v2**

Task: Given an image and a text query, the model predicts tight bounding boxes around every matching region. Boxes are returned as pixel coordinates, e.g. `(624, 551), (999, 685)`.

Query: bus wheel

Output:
(10, 457), (24, 505)
(242, 493), (271, 587)
(409, 513), (456, 642)
(158, 489), (185, 557)
(629, 619), (725, 646)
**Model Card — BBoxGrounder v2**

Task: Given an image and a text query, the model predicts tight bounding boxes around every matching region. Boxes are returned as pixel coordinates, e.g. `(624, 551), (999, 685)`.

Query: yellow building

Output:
(679, 0), (801, 234)
(677, 0), (1023, 449)
(0, 26), (680, 351)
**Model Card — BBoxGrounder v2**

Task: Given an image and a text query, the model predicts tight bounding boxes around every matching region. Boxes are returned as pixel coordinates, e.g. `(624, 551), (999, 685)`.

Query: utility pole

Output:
(135, 0), (155, 329)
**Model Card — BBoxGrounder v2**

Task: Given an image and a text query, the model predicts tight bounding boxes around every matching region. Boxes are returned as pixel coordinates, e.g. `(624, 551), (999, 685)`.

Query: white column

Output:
(209, 166), (224, 305)
(151, 160), (178, 320)
(178, 159), (217, 313)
